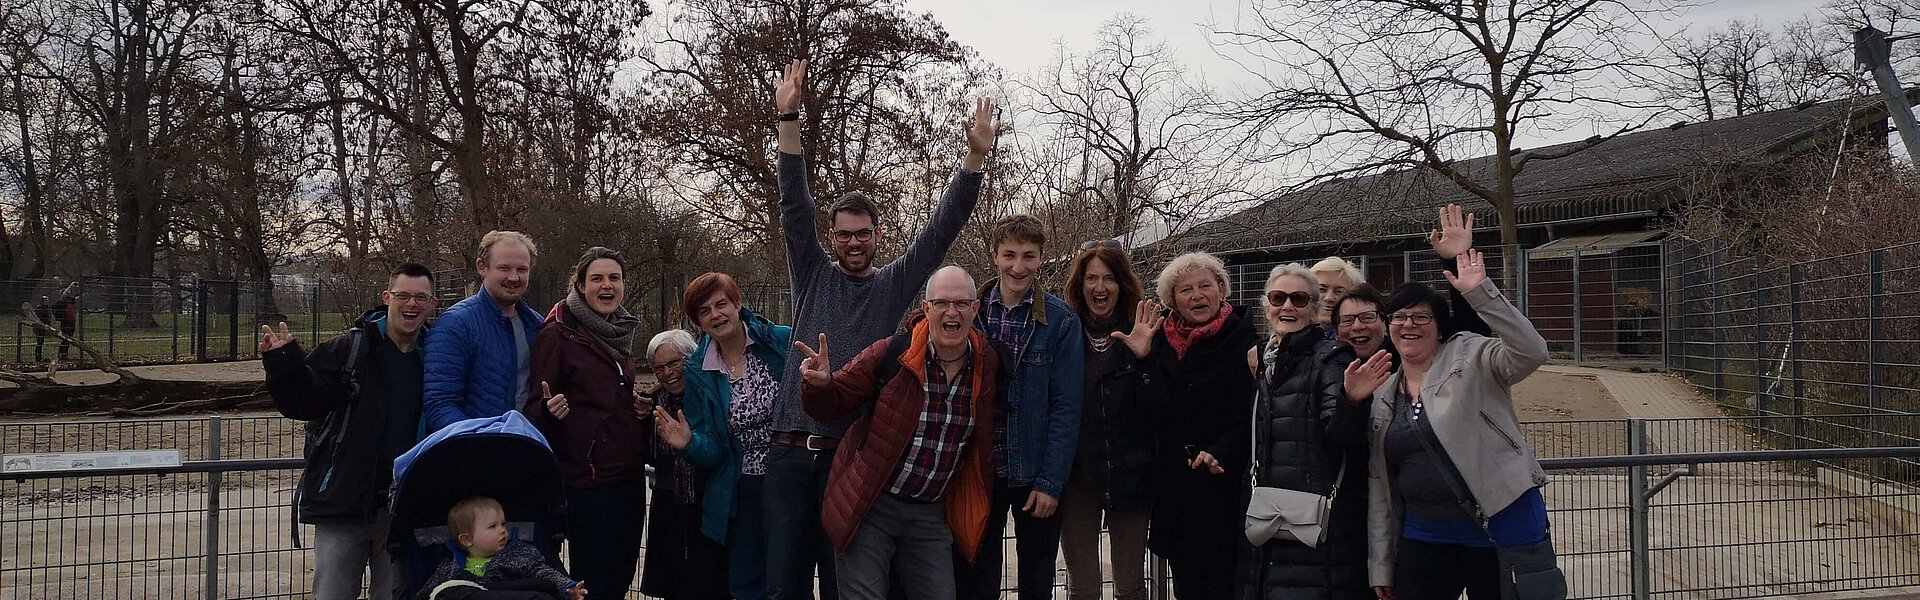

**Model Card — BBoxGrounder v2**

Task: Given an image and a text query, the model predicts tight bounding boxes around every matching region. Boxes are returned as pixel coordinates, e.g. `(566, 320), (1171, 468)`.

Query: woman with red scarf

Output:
(1108, 251), (1259, 600)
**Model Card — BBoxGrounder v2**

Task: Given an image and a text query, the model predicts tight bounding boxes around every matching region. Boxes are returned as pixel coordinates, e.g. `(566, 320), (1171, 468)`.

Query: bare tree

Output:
(1657, 18), (1851, 122)
(1212, 0), (1680, 290)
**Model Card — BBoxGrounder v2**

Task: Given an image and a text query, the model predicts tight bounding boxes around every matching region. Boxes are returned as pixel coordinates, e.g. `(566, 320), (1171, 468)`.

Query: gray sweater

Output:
(771, 152), (982, 437)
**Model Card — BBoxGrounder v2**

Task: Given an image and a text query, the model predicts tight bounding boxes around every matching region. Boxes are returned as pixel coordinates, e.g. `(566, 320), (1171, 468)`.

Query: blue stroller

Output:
(389, 412), (570, 599)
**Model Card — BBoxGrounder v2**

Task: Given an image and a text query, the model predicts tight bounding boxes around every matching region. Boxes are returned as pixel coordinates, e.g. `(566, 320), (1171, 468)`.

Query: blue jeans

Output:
(730, 474), (771, 600)
(763, 444), (838, 600)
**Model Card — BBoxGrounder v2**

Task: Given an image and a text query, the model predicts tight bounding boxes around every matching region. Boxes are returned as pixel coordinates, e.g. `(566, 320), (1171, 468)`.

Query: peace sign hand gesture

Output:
(1444, 248), (1489, 293)
(793, 333), (832, 387)
(258, 322), (295, 354)
(1343, 350), (1394, 404)
(776, 59), (807, 114)
(1108, 300), (1165, 359)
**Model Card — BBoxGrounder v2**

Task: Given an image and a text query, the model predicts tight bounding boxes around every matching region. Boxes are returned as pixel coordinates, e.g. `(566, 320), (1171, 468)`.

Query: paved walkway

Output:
(1538, 364), (1752, 457)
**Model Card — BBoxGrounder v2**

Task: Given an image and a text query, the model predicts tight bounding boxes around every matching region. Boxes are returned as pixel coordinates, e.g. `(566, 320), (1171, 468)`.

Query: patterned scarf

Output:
(1162, 301), (1233, 360)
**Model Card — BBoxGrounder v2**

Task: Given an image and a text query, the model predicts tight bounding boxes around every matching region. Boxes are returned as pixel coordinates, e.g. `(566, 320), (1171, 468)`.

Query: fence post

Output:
(172, 278), (182, 361)
(1753, 265), (1767, 417)
(1628, 418), (1651, 600)
(228, 282), (240, 361)
(13, 320), (21, 363)
(309, 284), (320, 347)
(1788, 264), (1805, 445)
(1658, 241), (1671, 368)
(205, 415), (223, 600)
(1152, 556), (1171, 600)
(196, 279), (210, 362)
(1572, 248), (1584, 365)
(1711, 249), (1726, 408)
(1867, 251), (1885, 476)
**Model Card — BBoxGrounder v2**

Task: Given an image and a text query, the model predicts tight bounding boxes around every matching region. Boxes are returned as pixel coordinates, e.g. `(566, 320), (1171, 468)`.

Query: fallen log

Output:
(0, 304), (268, 416)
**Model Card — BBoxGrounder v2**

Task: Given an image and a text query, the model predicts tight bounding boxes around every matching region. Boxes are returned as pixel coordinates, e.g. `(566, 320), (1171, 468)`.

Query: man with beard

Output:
(761, 60), (999, 600)
(423, 231), (545, 431)
(261, 263), (436, 600)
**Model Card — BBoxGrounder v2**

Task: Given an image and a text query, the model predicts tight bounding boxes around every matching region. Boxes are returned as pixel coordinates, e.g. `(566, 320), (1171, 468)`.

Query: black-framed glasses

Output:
(1388, 313), (1436, 326)
(1337, 312), (1383, 326)
(1079, 239), (1123, 251)
(926, 298), (978, 313)
(1265, 291), (1313, 308)
(651, 358), (685, 372)
(387, 291), (438, 305)
(830, 229), (875, 243)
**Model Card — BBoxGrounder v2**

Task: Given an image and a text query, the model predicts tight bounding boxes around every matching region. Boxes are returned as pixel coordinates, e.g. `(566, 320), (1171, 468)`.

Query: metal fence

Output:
(8, 413), (1920, 600)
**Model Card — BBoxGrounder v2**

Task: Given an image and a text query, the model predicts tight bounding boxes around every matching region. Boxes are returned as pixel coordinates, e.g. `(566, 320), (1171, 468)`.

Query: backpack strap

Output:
(872, 333), (912, 389)
(293, 325), (369, 549)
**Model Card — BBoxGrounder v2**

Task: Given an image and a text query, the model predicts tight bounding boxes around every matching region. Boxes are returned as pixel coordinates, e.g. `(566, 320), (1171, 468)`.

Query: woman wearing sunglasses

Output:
(1057, 239), (1162, 600)
(1351, 251), (1559, 600)
(1238, 264), (1378, 600)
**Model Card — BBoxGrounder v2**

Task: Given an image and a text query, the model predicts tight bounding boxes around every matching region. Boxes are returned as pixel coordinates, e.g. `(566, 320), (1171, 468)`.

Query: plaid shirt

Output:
(981, 286), (1035, 477)
(885, 339), (978, 501)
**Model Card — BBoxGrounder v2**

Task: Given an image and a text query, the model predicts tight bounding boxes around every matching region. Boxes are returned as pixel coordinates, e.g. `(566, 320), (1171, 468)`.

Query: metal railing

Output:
(8, 413), (1920, 599)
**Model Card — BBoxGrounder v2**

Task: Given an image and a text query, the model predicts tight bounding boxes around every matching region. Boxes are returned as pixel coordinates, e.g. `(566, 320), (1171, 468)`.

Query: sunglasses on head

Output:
(1079, 239), (1124, 251)
(1265, 291), (1314, 308)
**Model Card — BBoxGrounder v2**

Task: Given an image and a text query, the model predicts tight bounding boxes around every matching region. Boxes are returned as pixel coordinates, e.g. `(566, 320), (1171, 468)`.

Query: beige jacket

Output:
(1365, 281), (1550, 587)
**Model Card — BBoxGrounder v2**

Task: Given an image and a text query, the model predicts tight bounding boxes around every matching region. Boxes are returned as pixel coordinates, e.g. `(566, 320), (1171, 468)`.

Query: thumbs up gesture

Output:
(542, 381), (570, 420)
(793, 333), (832, 387)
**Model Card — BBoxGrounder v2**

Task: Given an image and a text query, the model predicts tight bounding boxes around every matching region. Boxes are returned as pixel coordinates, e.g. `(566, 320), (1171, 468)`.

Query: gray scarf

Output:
(564, 289), (640, 359)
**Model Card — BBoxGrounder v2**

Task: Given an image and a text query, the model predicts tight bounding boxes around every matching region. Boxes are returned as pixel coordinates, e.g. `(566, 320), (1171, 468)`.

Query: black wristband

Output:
(778, 112), (801, 122)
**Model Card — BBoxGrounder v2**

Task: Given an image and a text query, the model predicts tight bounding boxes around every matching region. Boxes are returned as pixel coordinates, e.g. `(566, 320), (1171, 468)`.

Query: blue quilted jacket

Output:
(422, 286), (545, 432)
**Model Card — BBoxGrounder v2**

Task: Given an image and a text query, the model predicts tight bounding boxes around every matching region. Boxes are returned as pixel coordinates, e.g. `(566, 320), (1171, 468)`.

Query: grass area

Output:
(0, 311), (359, 366)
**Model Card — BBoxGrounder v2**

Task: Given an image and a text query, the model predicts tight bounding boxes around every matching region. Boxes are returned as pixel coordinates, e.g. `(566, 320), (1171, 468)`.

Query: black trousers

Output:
(953, 480), (1064, 600)
(564, 477), (648, 597)
(1391, 538), (1503, 600)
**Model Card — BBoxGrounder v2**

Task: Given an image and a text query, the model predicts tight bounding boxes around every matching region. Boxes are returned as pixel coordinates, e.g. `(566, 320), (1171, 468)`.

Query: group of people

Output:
(261, 59), (1562, 600)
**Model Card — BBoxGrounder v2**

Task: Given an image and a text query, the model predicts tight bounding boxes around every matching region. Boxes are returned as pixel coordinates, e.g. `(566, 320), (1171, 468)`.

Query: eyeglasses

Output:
(830, 229), (875, 243)
(651, 359), (685, 372)
(1388, 313), (1436, 326)
(387, 292), (438, 305)
(1265, 291), (1314, 308)
(926, 298), (978, 313)
(1079, 239), (1123, 251)
(1337, 312), (1382, 326)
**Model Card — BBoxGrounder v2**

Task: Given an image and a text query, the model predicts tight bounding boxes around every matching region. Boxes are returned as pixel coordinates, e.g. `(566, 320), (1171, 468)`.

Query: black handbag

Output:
(1409, 400), (1567, 600)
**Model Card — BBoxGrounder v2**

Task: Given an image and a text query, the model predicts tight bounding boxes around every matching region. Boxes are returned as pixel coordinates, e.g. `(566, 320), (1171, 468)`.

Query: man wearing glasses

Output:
(259, 263), (437, 600)
(763, 59), (999, 600)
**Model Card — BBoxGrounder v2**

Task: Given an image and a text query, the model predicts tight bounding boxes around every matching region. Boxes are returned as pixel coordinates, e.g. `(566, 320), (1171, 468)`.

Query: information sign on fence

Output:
(1, 449), (182, 473)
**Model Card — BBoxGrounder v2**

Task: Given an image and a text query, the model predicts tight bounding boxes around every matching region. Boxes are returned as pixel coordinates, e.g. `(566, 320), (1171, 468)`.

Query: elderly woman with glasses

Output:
(1238, 264), (1381, 600)
(642, 329), (732, 600)
(1106, 251), (1257, 600)
(1348, 250), (1561, 600)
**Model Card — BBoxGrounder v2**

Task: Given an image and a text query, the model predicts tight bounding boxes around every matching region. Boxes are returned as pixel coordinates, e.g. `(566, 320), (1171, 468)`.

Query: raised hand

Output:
(543, 381), (570, 421)
(792, 333), (832, 387)
(1428, 203), (1476, 259)
(964, 97), (999, 157)
(258, 322), (295, 354)
(653, 406), (691, 450)
(776, 59), (807, 114)
(1344, 350), (1394, 404)
(1444, 248), (1489, 293)
(1107, 300), (1165, 359)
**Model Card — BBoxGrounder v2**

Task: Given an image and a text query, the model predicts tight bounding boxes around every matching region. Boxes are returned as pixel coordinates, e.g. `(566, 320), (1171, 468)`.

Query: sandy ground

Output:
(5, 364), (1920, 599)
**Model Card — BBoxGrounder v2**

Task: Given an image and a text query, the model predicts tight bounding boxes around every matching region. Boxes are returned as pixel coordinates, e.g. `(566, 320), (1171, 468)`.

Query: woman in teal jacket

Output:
(656, 271), (791, 600)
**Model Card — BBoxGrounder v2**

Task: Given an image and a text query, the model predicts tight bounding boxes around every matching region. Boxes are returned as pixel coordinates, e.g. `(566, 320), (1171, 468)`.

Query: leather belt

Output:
(771, 431), (840, 451)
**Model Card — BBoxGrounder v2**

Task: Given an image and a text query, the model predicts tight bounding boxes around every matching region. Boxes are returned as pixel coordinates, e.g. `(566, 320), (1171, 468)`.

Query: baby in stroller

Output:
(419, 496), (587, 600)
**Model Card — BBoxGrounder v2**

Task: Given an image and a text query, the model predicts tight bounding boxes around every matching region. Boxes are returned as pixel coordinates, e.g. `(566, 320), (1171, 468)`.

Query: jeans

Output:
(955, 480), (1064, 600)
(729, 474), (771, 600)
(565, 477), (648, 598)
(1057, 481), (1148, 600)
(312, 508), (403, 600)
(836, 493), (956, 600)
(764, 444), (838, 600)
(1390, 538), (1504, 600)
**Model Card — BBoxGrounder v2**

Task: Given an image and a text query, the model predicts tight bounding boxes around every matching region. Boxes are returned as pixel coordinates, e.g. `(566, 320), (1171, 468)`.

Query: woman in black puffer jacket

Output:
(1237, 263), (1374, 600)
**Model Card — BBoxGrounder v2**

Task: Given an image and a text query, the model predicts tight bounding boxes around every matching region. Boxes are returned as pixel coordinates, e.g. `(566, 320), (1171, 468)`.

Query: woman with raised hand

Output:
(655, 272), (792, 600)
(1353, 250), (1561, 600)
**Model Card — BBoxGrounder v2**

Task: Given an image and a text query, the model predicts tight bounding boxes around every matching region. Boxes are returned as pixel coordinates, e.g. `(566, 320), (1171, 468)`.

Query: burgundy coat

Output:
(802, 317), (1000, 562)
(524, 303), (648, 489)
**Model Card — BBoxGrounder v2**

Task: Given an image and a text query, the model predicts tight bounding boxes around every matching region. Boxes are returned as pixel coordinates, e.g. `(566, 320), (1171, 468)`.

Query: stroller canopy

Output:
(389, 411), (565, 538)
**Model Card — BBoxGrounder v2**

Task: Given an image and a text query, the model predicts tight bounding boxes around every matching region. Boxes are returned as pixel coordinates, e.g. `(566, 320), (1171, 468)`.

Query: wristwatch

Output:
(778, 112), (801, 122)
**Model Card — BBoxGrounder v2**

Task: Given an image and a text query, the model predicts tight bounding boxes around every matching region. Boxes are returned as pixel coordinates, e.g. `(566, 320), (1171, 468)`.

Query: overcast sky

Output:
(900, 0), (1842, 151)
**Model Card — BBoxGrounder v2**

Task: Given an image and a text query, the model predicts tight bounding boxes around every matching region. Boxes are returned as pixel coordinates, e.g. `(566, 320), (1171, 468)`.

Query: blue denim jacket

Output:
(975, 283), (1084, 497)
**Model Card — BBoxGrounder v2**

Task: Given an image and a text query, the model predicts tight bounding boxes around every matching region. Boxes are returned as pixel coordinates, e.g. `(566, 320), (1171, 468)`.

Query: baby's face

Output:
(462, 506), (510, 558)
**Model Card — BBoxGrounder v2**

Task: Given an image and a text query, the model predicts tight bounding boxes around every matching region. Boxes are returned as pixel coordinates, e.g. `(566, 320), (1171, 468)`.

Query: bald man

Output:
(796, 266), (1004, 600)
